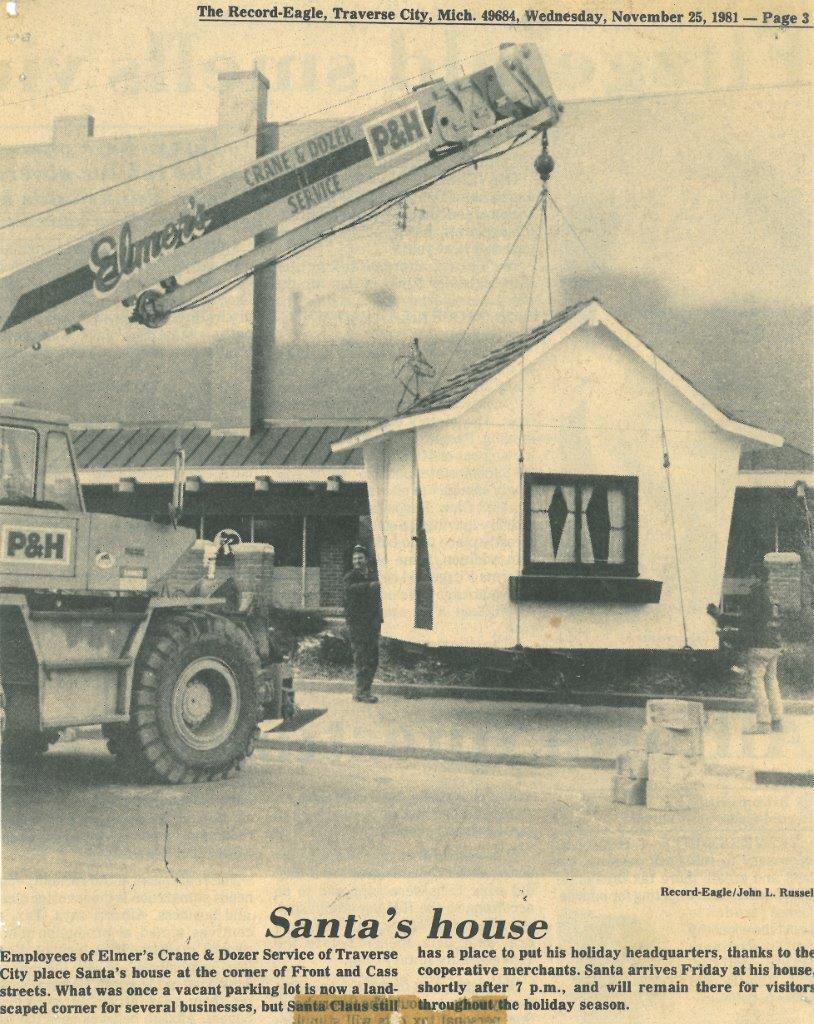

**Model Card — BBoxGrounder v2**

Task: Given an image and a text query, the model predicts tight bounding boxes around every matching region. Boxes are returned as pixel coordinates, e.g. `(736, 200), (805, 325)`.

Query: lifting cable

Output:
(515, 189), (550, 649)
(514, 134), (555, 651)
(547, 188), (692, 650)
(650, 348), (691, 649)
(430, 185), (545, 387)
(171, 130), (543, 317)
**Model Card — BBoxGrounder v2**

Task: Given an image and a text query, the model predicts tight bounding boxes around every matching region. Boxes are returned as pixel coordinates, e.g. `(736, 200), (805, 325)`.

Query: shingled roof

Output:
(333, 299), (785, 456)
(404, 300), (593, 416)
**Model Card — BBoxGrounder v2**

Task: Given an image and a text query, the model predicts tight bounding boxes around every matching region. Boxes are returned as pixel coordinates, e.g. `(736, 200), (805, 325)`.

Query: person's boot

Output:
(771, 720), (784, 733)
(743, 722), (771, 735)
(354, 694), (379, 704)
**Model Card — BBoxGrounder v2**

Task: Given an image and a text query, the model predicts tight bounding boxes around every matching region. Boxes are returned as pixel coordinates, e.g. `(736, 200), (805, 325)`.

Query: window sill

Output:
(509, 575), (662, 605)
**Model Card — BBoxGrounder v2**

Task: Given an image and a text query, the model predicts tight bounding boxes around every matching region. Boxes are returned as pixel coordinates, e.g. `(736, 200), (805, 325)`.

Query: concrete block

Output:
(647, 779), (703, 811)
(646, 699), (704, 731)
(646, 753), (703, 811)
(612, 775), (647, 806)
(648, 752), (703, 783)
(616, 749), (649, 779)
(641, 724), (703, 757)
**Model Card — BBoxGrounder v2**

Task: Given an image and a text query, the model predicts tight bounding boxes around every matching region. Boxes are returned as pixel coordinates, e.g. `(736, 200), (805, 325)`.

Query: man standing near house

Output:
(709, 559), (783, 734)
(740, 562), (784, 734)
(343, 544), (382, 704)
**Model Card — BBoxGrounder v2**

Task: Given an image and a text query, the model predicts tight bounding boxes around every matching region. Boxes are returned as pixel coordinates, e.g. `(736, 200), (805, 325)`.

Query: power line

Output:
(170, 130), (541, 318)
(0, 46), (495, 234)
(2, 74), (807, 235)
(566, 78), (812, 106)
(10, 129), (539, 357)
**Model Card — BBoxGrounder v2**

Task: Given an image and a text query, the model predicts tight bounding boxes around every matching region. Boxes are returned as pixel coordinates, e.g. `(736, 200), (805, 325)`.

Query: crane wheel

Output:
(114, 614), (262, 784)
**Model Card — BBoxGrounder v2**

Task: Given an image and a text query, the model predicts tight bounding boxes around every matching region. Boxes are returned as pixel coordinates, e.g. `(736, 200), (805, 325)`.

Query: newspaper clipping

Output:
(0, 1), (812, 1021)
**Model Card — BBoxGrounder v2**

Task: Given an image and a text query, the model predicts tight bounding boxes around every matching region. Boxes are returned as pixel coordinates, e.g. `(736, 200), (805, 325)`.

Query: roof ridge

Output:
(406, 298), (595, 416)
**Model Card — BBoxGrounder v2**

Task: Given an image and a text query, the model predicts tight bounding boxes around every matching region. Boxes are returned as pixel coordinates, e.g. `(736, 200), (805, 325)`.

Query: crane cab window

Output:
(43, 432), (82, 511)
(0, 426), (37, 506)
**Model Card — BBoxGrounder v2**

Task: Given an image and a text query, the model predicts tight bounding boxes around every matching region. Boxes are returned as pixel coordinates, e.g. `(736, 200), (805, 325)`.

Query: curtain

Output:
(555, 485), (577, 563)
(580, 484), (594, 563)
(529, 484), (555, 561)
(607, 487), (626, 563)
(532, 482), (624, 566)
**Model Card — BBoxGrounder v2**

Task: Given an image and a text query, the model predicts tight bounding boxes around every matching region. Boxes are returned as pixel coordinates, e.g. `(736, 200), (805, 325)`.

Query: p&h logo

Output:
(363, 103), (428, 165)
(0, 525), (72, 566)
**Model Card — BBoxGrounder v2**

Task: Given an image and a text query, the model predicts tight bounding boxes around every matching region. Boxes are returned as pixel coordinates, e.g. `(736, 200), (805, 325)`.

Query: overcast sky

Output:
(1, 2), (811, 438)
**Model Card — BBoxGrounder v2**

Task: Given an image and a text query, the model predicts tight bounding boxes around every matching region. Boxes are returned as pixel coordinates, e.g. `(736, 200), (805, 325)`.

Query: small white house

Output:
(333, 300), (783, 650)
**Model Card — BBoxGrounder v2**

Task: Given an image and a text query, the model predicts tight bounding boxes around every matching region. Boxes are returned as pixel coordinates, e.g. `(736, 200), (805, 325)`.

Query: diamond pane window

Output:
(529, 483), (576, 562)
(525, 475), (638, 576)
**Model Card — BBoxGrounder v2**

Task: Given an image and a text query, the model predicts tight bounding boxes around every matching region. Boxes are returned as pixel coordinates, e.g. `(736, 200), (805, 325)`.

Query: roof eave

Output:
(331, 300), (786, 453)
(331, 407), (457, 453)
(738, 470), (814, 488)
(724, 423), (783, 447)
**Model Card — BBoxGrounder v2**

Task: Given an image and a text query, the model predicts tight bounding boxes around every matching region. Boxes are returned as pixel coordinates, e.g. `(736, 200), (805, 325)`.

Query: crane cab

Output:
(0, 399), (83, 516)
(0, 400), (193, 594)
(0, 400), (87, 587)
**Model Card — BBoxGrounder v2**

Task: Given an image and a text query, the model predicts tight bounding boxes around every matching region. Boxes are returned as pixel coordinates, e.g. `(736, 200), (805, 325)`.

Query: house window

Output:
(524, 474), (638, 577)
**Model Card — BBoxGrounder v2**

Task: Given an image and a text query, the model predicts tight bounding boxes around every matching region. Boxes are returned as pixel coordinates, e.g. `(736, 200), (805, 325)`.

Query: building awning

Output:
(73, 420), (367, 486)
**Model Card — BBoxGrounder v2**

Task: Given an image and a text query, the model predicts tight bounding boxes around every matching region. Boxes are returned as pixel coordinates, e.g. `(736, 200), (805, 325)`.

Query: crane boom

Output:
(0, 42), (560, 351)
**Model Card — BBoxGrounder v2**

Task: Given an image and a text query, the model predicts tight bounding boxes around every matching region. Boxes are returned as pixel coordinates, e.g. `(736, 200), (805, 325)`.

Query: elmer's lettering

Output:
(89, 200), (211, 296)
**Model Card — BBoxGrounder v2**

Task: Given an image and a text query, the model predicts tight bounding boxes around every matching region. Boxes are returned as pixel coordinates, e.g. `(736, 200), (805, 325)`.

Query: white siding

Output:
(364, 432), (417, 637)
(369, 321), (743, 650)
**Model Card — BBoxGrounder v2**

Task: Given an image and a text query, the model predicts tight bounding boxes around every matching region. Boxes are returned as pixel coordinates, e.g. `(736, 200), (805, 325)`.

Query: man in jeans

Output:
(343, 545), (382, 704)
(710, 561), (783, 734)
(740, 563), (783, 734)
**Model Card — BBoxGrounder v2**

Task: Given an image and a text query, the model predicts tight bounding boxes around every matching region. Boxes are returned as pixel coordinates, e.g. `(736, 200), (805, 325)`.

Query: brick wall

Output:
(765, 552), (802, 612)
(232, 545), (275, 598)
(158, 542), (275, 601)
(320, 531), (348, 607)
(318, 517), (368, 607)
(158, 542), (211, 596)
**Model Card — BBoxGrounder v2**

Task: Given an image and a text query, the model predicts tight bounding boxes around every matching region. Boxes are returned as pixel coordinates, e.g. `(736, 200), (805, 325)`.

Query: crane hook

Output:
(534, 130), (555, 186)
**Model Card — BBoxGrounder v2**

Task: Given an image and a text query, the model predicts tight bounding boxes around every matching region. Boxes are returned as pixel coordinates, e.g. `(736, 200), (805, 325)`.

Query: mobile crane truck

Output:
(0, 43), (561, 783)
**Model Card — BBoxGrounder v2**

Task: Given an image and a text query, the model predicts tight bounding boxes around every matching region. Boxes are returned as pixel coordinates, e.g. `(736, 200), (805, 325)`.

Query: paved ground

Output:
(264, 688), (814, 775)
(2, 738), (812, 879)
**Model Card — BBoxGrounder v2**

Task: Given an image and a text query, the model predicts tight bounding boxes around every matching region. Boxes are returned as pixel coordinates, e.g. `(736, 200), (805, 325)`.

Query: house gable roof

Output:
(332, 299), (784, 453)
(404, 300), (593, 415)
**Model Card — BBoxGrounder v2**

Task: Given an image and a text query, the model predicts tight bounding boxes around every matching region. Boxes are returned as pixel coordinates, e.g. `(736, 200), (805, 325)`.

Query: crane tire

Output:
(116, 614), (261, 785)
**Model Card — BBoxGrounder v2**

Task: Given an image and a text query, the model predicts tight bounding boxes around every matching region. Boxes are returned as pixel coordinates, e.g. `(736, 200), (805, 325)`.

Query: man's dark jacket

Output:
(343, 569), (383, 637)
(740, 581), (780, 648)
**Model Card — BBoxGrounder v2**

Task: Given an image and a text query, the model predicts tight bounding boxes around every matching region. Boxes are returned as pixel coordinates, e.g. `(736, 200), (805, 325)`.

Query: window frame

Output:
(43, 431), (84, 512)
(523, 473), (639, 578)
(0, 425), (39, 505)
